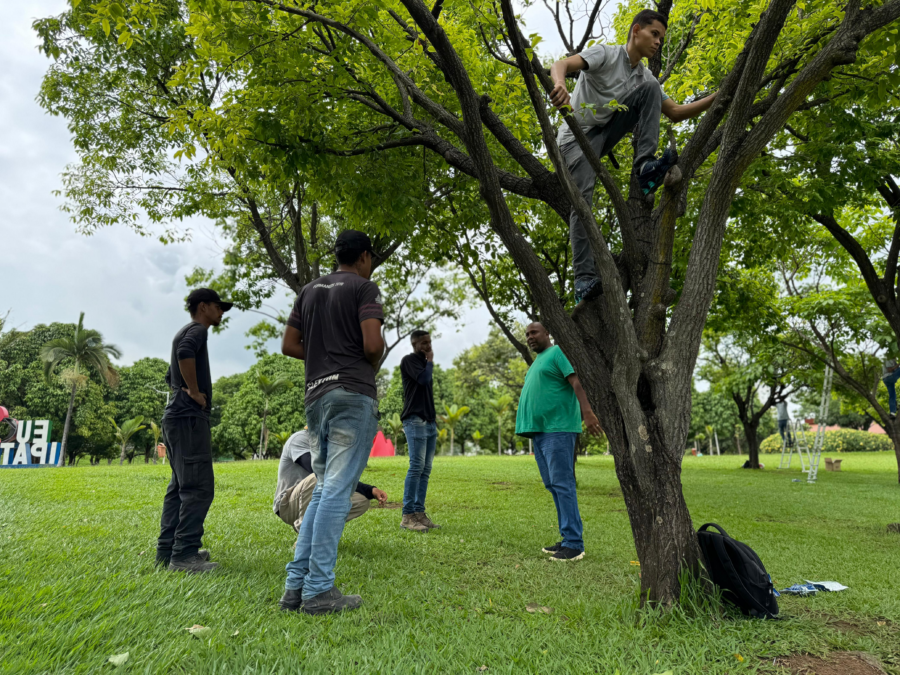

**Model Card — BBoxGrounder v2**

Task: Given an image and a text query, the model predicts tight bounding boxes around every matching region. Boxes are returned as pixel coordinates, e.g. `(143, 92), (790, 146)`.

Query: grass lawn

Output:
(1, 452), (899, 674)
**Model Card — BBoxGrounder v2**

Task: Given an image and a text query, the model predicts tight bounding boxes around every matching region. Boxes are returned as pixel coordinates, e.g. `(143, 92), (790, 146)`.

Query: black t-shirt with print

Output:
(286, 271), (384, 405)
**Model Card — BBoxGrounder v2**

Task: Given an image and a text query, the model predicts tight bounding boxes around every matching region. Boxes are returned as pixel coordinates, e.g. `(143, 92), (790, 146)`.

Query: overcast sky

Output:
(4, 1), (580, 377)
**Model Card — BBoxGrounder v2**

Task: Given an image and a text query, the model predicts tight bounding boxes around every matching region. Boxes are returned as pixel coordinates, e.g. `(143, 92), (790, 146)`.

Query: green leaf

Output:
(102, 19), (110, 37)
(186, 624), (212, 638)
(108, 653), (129, 667)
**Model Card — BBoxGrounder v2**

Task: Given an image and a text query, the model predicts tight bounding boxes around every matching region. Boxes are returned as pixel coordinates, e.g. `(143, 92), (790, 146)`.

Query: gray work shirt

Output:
(884, 358), (898, 377)
(557, 44), (668, 147)
(775, 401), (789, 421)
(273, 430), (312, 515)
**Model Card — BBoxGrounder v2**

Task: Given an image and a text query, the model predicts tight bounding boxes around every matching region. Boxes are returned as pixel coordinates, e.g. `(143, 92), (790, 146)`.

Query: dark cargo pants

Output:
(157, 416), (215, 561)
(562, 79), (663, 282)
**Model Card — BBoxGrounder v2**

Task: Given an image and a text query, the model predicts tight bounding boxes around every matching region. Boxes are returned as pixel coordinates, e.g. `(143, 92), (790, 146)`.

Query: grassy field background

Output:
(1, 452), (899, 674)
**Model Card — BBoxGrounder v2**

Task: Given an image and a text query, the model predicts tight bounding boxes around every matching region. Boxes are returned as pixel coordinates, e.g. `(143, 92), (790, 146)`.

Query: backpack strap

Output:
(699, 522), (730, 538)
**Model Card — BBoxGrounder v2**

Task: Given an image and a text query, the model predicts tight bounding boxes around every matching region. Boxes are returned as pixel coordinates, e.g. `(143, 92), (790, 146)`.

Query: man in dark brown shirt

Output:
(279, 229), (385, 616)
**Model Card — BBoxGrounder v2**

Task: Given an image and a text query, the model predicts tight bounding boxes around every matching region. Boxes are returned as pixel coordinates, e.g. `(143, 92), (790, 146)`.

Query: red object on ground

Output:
(370, 430), (395, 457)
(0, 406), (8, 423)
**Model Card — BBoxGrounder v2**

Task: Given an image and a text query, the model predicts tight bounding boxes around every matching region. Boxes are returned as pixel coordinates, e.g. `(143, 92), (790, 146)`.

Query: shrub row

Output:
(759, 428), (894, 454)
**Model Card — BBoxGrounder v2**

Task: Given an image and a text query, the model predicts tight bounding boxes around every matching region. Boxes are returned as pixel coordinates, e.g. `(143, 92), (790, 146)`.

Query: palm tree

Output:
(487, 394), (514, 455)
(0, 311), (23, 353)
(257, 374), (294, 459)
(438, 403), (470, 456)
(113, 416), (146, 465)
(40, 312), (121, 466)
(471, 430), (484, 455)
(148, 421), (163, 464)
(270, 430), (292, 458)
(383, 413), (405, 452)
(437, 428), (449, 455)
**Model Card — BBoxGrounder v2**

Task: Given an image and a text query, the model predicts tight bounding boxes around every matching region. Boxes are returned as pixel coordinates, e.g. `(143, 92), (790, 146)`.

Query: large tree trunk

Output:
(258, 405), (268, 459)
(58, 383), (77, 467)
(119, 442), (127, 465)
(886, 422), (900, 484)
(742, 420), (761, 469)
(607, 428), (704, 604)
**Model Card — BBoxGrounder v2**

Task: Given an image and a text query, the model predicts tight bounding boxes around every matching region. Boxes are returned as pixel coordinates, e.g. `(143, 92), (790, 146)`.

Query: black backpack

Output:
(697, 523), (779, 619)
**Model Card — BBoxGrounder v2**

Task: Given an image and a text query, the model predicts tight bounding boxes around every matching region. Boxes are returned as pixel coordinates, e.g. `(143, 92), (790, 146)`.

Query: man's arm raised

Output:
(549, 54), (588, 110)
(661, 91), (718, 123)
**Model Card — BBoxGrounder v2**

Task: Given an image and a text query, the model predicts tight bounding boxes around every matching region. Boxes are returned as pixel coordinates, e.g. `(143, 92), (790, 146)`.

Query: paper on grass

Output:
(805, 580), (849, 592)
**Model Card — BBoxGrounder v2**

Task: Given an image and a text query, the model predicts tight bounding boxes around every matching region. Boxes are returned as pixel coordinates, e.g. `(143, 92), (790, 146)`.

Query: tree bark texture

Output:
(59, 382), (77, 467)
(888, 423), (900, 484)
(743, 421), (761, 470)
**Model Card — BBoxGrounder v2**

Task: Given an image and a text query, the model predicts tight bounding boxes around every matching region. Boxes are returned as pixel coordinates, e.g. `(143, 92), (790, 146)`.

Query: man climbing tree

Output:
(549, 9), (718, 303)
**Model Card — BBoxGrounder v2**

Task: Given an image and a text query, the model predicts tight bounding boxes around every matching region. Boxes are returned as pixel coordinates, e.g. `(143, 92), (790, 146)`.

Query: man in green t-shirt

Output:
(516, 322), (603, 561)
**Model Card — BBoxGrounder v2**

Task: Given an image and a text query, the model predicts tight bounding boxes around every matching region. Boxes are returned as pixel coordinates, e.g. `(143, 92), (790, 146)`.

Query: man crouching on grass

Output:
(274, 428), (388, 532)
(515, 322), (603, 561)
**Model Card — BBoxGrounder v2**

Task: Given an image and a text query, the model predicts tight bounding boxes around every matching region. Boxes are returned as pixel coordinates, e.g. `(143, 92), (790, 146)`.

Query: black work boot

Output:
(157, 549), (209, 568)
(300, 587), (362, 616)
(279, 588), (304, 612)
(168, 553), (219, 574)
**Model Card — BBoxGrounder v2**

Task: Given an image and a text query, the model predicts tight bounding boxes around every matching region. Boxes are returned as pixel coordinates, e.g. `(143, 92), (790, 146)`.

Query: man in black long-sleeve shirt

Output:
(157, 288), (232, 574)
(400, 330), (440, 532)
(274, 429), (387, 531)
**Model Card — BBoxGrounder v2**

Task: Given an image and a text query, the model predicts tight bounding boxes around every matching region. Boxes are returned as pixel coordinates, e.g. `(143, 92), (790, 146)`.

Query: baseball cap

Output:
(334, 229), (374, 254)
(186, 288), (234, 312)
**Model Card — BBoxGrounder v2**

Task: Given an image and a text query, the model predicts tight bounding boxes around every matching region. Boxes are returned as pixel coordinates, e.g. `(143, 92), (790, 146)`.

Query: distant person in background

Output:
(883, 357), (899, 420)
(274, 428), (387, 532)
(515, 322), (602, 562)
(399, 330), (439, 533)
(775, 398), (792, 446)
(157, 288), (232, 574)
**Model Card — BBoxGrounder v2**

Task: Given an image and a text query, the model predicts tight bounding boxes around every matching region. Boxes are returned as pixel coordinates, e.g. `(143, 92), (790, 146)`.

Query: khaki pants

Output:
(277, 473), (371, 533)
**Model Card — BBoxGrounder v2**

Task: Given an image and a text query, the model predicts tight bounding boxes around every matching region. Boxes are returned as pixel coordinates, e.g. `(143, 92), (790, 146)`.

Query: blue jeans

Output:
(285, 388), (379, 599)
(532, 432), (584, 552)
(884, 369), (900, 414)
(402, 416), (437, 515)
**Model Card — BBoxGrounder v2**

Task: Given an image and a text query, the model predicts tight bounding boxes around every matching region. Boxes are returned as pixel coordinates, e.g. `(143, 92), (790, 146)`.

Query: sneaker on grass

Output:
(401, 513), (428, 533)
(637, 148), (677, 196)
(168, 552), (218, 574)
(550, 547), (585, 561)
(279, 588), (304, 612)
(542, 541), (562, 554)
(156, 548), (209, 568)
(301, 587), (362, 616)
(417, 513), (441, 529)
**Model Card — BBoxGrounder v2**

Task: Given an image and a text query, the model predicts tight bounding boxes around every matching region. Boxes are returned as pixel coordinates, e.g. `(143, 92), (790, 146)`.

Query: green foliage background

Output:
(760, 429), (895, 454)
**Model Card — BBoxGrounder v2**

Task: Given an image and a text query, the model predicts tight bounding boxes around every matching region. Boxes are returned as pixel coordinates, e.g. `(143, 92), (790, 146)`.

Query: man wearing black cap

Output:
(280, 229), (385, 615)
(156, 288), (232, 574)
